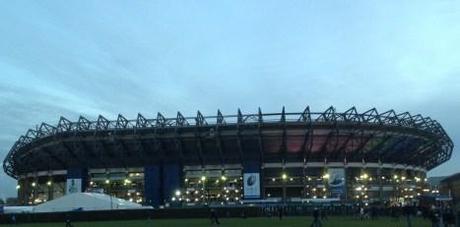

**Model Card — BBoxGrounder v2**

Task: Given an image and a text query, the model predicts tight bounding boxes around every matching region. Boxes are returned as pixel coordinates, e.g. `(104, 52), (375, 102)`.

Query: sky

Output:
(1, 0), (459, 199)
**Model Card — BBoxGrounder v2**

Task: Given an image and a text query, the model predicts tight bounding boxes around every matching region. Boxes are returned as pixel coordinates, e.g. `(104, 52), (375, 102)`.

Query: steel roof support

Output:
(174, 113), (186, 163)
(214, 126), (224, 166)
(57, 117), (72, 132)
(113, 137), (133, 166)
(96, 115), (110, 130)
(333, 131), (354, 161)
(217, 109), (226, 125)
(195, 111), (206, 166)
(76, 139), (107, 169)
(361, 134), (390, 161)
(280, 107), (287, 163)
(133, 136), (149, 166)
(379, 136), (410, 163)
(41, 147), (67, 170)
(319, 131), (334, 163)
(156, 113), (166, 127)
(349, 132), (375, 162)
(236, 109), (244, 164)
(299, 107), (313, 163)
(257, 107), (265, 165)
(60, 141), (84, 167)
(77, 116), (91, 130)
(116, 114), (130, 129)
(237, 109), (243, 124)
(3, 107), (454, 179)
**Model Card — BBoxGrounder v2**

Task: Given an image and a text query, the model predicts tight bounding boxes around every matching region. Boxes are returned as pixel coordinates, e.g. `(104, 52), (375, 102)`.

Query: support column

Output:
(243, 161), (262, 200)
(19, 178), (28, 205)
(162, 164), (181, 204)
(66, 168), (87, 194)
(378, 168), (383, 202)
(144, 165), (161, 207)
(47, 182), (54, 201)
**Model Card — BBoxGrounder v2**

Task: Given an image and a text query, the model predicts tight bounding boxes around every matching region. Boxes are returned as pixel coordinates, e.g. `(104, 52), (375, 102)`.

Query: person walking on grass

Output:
(278, 206), (283, 220)
(210, 208), (220, 225)
(11, 214), (17, 225)
(65, 214), (73, 227)
(320, 208), (328, 221)
(310, 208), (322, 227)
(429, 206), (440, 227)
(359, 207), (365, 221)
(403, 203), (413, 227)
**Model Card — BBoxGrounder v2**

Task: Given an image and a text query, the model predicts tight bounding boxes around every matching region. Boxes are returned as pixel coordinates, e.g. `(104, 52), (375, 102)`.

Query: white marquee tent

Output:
(32, 192), (146, 213)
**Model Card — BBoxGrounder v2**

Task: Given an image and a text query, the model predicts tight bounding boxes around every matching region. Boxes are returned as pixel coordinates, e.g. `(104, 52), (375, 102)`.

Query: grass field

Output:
(0, 217), (431, 227)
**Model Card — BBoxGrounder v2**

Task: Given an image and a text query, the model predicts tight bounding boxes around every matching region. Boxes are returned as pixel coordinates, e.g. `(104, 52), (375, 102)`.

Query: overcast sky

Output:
(1, 0), (459, 199)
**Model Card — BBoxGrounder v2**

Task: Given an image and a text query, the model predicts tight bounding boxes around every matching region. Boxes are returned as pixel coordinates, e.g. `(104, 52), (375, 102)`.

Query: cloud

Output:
(1, 0), (459, 198)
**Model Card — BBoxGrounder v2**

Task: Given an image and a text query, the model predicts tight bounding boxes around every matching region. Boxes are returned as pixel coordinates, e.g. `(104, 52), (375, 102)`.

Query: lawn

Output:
(0, 216), (431, 227)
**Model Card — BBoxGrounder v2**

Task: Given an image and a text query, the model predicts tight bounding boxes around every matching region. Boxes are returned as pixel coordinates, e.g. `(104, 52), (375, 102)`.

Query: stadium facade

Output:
(2, 107), (454, 206)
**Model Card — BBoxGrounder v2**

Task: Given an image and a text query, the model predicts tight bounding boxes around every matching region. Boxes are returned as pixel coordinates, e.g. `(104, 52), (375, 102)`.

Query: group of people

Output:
(426, 205), (456, 227)
(387, 203), (456, 227)
(3, 203), (456, 226)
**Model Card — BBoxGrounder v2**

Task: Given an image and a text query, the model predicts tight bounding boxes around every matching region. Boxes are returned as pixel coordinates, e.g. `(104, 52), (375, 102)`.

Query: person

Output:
(240, 209), (247, 219)
(359, 207), (365, 221)
(403, 203), (413, 227)
(370, 205), (377, 219)
(320, 208), (328, 221)
(429, 206), (439, 227)
(210, 208), (220, 225)
(278, 206), (283, 220)
(391, 205), (401, 222)
(11, 214), (17, 225)
(65, 215), (73, 227)
(311, 208), (322, 227)
(444, 206), (455, 227)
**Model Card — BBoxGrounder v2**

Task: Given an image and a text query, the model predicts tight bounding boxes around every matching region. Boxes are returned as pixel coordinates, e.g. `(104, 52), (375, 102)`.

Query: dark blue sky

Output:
(1, 0), (459, 199)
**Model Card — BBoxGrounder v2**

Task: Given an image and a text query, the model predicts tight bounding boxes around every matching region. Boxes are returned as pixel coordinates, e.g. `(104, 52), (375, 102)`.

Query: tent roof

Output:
(33, 192), (145, 213)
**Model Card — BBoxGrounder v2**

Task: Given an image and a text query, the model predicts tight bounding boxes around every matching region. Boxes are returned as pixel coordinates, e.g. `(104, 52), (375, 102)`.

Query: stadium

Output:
(2, 106), (454, 207)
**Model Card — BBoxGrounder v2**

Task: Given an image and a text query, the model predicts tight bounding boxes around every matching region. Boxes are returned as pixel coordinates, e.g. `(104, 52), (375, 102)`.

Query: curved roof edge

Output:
(3, 106), (454, 178)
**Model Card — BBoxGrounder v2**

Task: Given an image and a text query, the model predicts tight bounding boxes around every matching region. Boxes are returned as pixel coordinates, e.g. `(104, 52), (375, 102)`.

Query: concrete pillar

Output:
(144, 165), (161, 207)
(162, 164), (181, 203)
(47, 182), (54, 201)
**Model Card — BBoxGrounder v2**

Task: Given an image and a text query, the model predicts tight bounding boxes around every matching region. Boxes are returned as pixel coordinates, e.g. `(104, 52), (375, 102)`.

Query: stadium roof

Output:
(3, 106), (454, 178)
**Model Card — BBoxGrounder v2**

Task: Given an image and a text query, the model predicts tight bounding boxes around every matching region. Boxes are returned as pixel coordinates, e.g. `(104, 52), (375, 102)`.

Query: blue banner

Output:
(328, 168), (346, 200)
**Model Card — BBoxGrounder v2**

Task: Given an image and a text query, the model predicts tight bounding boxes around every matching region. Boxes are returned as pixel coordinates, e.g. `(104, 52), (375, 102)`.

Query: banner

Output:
(243, 173), (260, 199)
(66, 178), (82, 194)
(328, 168), (346, 199)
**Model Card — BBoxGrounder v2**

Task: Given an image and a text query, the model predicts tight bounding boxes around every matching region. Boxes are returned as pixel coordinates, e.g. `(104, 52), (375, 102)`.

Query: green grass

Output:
(1, 216), (431, 227)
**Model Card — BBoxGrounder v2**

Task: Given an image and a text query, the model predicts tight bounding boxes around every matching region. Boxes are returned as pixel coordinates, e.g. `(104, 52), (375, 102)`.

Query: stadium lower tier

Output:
(16, 162), (429, 206)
